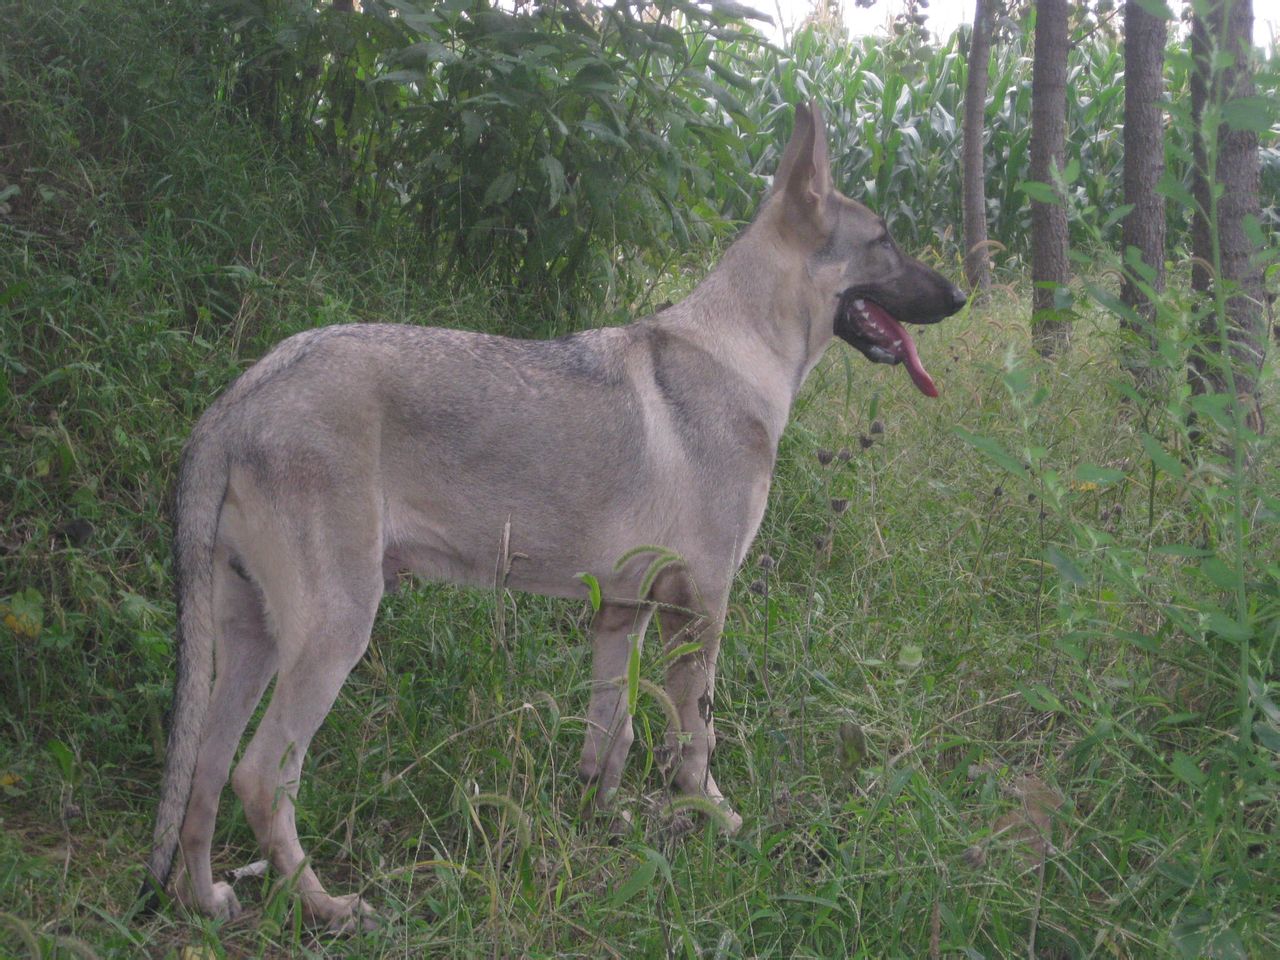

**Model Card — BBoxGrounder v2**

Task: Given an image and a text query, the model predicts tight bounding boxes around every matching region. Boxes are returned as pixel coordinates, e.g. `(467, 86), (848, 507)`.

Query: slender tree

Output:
(1189, 0), (1266, 439)
(1119, 0), (1167, 382)
(962, 0), (994, 294)
(1029, 0), (1071, 355)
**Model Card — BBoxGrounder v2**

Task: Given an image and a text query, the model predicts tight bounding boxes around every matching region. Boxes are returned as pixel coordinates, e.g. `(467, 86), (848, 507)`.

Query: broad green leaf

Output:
(1200, 610), (1251, 643)
(609, 858), (657, 907)
(1188, 392), (1234, 429)
(1198, 556), (1237, 591)
(1133, 0), (1174, 19)
(1169, 751), (1205, 788)
(1045, 545), (1086, 587)
(1222, 96), (1275, 134)
(708, 59), (753, 91)
(1018, 180), (1060, 204)
(47, 740), (75, 781)
(661, 641), (704, 665)
(1255, 723), (1280, 753)
(1073, 464), (1126, 486)
(541, 154), (565, 210)
(1156, 169), (1196, 209)
(1018, 683), (1066, 713)
(1141, 433), (1185, 478)
(954, 428), (1029, 479)
(576, 572), (602, 612)
(482, 172), (517, 209)
(1102, 203), (1134, 230)
(706, 0), (774, 24)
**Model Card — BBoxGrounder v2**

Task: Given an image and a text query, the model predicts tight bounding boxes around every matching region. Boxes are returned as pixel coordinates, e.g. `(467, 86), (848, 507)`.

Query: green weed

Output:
(1, 2), (1276, 958)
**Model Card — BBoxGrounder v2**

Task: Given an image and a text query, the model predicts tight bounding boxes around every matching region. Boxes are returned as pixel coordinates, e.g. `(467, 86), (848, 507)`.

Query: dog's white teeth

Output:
(854, 299), (867, 311)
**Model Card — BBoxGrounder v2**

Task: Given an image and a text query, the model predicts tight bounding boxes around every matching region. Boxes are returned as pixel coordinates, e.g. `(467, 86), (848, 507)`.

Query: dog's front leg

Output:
(656, 584), (742, 833)
(579, 602), (654, 827)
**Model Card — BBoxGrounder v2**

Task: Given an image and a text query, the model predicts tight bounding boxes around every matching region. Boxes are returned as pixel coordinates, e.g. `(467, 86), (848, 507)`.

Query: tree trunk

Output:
(961, 0), (994, 295)
(1189, 0), (1266, 440)
(1029, 0), (1071, 356)
(1119, 0), (1167, 383)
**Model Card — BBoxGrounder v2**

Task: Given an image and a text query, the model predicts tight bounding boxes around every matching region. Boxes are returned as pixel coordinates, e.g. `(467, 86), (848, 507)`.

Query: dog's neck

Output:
(653, 212), (833, 438)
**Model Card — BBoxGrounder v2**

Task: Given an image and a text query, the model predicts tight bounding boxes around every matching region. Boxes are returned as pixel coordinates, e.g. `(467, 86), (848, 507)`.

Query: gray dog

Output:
(145, 101), (966, 929)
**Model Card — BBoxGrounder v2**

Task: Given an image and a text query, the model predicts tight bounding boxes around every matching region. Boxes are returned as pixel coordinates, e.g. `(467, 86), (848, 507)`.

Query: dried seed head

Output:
(870, 419), (884, 435)
(830, 498), (850, 515)
(993, 485), (1004, 498)
(758, 553), (775, 570)
(837, 447), (852, 462)
(816, 448), (834, 466)
(813, 535), (829, 551)
(748, 579), (767, 596)
(859, 435), (874, 450)
(837, 721), (867, 769)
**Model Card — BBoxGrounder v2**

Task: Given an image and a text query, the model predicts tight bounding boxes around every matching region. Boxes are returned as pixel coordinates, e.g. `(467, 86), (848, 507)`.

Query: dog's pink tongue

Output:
(865, 301), (938, 398)
(900, 332), (938, 397)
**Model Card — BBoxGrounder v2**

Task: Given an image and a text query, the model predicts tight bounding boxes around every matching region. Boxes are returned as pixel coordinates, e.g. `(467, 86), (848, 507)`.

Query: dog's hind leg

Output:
(653, 573), (742, 832)
(230, 546), (382, 932)
(579, 602), (654, 826)
(172, 552), (277, 920)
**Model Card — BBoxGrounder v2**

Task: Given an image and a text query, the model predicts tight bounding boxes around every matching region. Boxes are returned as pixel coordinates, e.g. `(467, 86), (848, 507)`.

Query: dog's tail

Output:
(141, 432), (229, 908)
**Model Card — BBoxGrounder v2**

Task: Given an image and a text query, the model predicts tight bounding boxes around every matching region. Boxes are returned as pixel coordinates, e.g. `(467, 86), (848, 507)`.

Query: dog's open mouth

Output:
(834, 290), (938, 397)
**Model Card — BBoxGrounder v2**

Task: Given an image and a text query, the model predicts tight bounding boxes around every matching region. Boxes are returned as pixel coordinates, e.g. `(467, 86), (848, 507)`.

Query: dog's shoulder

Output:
(524, 326), (636, 386)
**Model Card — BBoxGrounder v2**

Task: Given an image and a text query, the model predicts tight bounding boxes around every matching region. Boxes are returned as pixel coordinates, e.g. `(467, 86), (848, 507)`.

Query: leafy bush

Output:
(203, 0), (773, 322)
(48, 2), (1271, 313)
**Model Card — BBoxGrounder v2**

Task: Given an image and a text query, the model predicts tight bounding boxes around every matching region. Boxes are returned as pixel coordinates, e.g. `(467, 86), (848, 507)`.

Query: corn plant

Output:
(711, 18), (1278, 271)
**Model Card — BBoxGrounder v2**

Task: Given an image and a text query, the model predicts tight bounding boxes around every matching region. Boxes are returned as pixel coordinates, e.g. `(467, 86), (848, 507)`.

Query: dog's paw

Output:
(305, 892), (379, 934)
(660, 808), (698, 841)
(668, 792), (744, 836)
(170, 867), (243, 922)
(207, 881), (243, 921)
(719, 803), (744, 835)
(600, 806), (634, 838)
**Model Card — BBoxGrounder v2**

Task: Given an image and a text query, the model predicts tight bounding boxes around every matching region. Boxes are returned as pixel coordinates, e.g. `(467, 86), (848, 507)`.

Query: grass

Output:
(3, 284), (1276, 957)
(2, 2), (1277, 958)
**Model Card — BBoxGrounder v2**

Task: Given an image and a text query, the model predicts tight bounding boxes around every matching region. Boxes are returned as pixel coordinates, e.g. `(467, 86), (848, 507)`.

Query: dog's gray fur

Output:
(145, 102), (965, 928)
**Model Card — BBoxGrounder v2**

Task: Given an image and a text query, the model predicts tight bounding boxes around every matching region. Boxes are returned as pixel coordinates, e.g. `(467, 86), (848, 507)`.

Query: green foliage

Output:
(18, 0), (1270, 316)
(200, 0), (771, 322)
(943, 21), (1280, 952)
(1, 2), (1277, 958)
(713, 17), (1279, 268)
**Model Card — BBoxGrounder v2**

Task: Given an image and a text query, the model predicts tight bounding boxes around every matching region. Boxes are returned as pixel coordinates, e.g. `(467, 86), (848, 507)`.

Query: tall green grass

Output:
(1, 2), (1277, 958)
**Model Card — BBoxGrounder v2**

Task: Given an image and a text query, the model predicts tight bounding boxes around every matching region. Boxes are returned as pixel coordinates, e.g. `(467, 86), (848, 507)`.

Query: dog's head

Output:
(768, 102), (966, 396)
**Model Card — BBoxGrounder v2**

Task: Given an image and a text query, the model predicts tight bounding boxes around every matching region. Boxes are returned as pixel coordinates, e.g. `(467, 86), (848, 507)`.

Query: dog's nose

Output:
(948, 284), (967, 313)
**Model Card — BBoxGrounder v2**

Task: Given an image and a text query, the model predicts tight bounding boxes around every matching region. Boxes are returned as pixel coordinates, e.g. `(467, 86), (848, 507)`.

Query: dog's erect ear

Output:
(771, 102), (813, 195)
(807, 99), (832, 193)
(771, 100), (833, 232)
